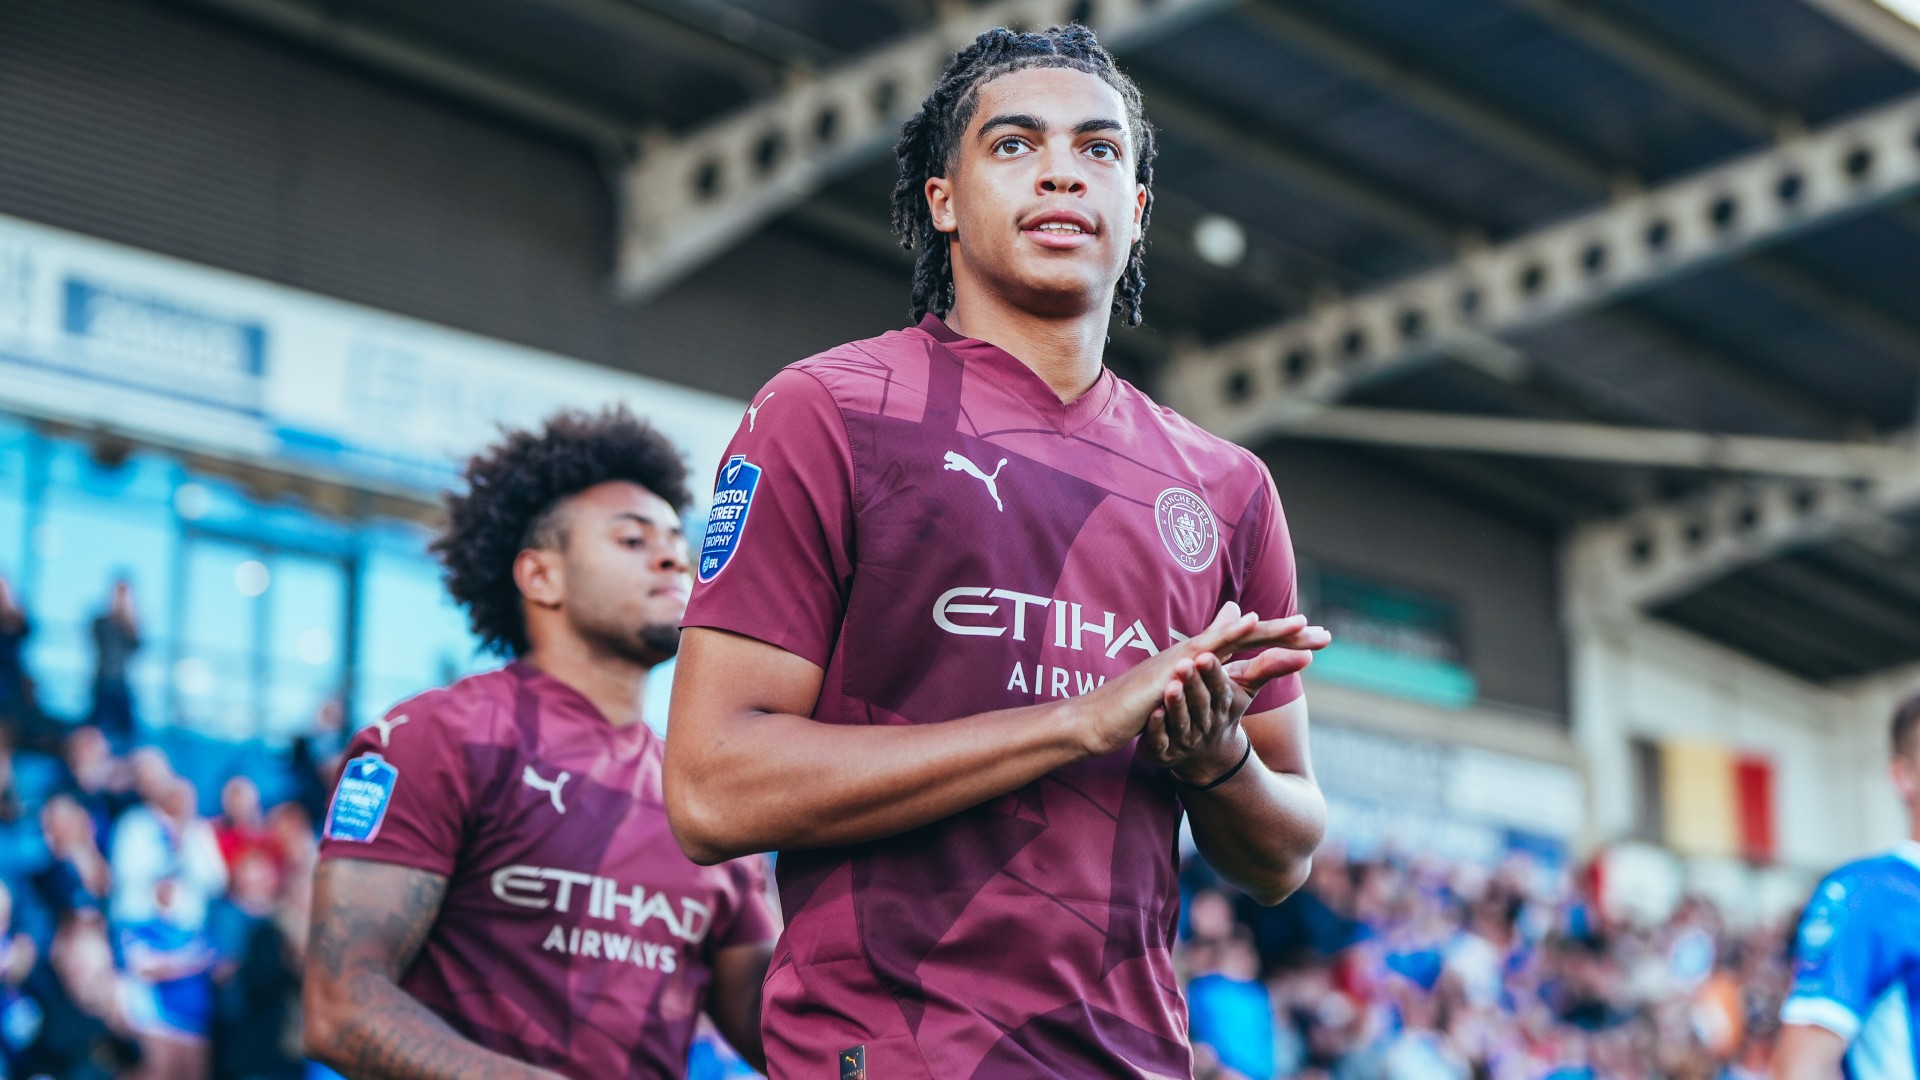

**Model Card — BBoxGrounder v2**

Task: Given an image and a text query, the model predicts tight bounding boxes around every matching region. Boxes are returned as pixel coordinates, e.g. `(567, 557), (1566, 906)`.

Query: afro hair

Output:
(432, 405), (691, 657)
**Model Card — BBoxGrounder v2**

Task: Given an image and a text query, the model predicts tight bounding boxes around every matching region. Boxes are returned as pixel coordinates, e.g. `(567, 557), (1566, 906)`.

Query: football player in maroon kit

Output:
(668, 23), (1332, 1080)
(303, 408), (777, 1080)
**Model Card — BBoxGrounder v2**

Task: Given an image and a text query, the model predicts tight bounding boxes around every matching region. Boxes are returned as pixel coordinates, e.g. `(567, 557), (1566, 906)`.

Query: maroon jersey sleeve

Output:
(317, 693), (473, 877)
(682, 367), (856, 668)
(712, 854), (779, 951)
(1240, 461), (1305, 714)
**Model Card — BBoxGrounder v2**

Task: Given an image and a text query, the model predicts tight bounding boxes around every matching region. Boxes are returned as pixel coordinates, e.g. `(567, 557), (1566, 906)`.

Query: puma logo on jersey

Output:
(521, 765), (571, 814)
(369, 713), (409, 747)
(943, 451), (1008, 512)
(747, 392), (774, 432)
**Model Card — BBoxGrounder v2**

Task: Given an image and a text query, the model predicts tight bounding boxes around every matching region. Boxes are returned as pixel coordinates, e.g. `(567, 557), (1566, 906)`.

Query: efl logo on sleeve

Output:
(697, 454), (762, 583)
(324, 753), (399, 843)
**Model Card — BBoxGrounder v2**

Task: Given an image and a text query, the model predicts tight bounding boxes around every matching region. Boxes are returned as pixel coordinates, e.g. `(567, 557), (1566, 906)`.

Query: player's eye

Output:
(1086, 140), (1121, 161)
(992, 136), (1031, 157)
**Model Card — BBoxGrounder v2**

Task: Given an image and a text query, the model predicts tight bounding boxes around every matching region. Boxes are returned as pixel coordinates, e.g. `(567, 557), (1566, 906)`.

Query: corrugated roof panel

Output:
(1285, 0), (1761, 179)
(1606, 0), (1920, 122)
(1132, 11), (1591, 235)
(1628, 267), (1918, 428)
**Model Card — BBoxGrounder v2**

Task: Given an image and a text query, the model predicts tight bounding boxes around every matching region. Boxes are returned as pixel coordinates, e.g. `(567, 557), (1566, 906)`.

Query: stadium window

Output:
(24, 435), (177, 726)
(355, 524), (486, 732)
(176, 537), (262, 739)
(262, 551), (352, 743)
(0, 417), (29, 595)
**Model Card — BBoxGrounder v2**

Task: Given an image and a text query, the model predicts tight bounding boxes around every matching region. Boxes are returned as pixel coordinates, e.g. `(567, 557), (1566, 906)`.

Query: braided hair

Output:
(891, 24), (1156, 326)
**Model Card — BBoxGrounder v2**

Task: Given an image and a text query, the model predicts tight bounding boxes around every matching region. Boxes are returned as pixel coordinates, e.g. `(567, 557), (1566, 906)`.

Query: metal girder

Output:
(1565, 453), (1920, 617)
(1280, 408), (1910, 479)
(1492, 0), (1787, 138)
(614, 0), (1235, 299)
(1798, 0), (1920, 71)
(1238, 1), (1616, 192)
(1163, 89), (1920, 444)
(175, 0), (635, 150)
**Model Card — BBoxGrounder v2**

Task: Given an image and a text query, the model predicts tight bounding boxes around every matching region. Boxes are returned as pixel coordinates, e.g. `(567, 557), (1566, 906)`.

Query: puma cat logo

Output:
(370, 713), (409, 747)
(521, 765), (571, 814)
(943, 451), (1008, 512)
(747, 392), (774, 432)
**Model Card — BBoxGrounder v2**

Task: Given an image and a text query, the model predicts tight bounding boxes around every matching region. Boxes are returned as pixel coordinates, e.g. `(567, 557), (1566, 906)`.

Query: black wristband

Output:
(1172, 734), (1254, 792)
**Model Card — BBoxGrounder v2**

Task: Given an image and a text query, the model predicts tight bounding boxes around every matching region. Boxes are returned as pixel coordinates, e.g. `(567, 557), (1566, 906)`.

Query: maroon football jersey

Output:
(682, 316), (1303, 1078)
(317, 662), (777, 1080)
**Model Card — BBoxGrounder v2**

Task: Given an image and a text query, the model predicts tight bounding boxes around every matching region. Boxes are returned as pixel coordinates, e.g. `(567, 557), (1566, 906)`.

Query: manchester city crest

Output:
(1154, 487), (1219, 573)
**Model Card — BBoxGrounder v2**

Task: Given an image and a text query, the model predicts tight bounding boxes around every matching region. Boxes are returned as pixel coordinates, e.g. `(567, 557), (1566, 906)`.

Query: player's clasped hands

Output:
(1083, 602), (1330, 784)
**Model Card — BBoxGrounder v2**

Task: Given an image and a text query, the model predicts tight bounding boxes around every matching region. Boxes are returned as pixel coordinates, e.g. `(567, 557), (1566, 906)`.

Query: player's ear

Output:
(926, 175), (958, 235)
(1893, 754), (1919, 803)
(1132, 183), (1147, 244)
(513, 547), (565, 610)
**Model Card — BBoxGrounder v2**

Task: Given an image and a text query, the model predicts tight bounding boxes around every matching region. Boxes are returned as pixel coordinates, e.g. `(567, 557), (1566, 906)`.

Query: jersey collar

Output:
(1895, 839), (1920, 873)
(915, 315), (1117, 437)
(507, 660), (656, 752)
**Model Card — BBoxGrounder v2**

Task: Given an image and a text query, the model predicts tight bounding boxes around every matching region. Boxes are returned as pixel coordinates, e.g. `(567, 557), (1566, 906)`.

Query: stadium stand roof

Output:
(166, 0), (1920, 682)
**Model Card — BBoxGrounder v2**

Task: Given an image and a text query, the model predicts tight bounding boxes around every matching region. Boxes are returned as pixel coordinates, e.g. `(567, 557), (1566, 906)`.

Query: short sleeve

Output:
(317, 695), (472, 878)
(681, 367), (856, 668)
(1237, 458), (1304, 714)
(711, 854), (779, 952)
(1780, 872), (1880, 1041)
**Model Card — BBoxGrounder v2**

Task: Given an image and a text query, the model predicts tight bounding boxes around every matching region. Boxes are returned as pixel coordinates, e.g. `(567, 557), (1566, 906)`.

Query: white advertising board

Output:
(1314, 722), (1584, 855)
(0, 213), (746, 500)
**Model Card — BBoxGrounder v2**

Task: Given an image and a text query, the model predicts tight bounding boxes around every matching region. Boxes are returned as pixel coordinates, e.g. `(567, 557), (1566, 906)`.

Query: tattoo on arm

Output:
(306, 860), (562, 1080)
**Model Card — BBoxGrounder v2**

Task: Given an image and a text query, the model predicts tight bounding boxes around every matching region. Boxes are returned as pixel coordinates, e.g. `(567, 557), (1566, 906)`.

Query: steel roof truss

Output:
(613, 0), (1235, 299)
(1163, 89), (1920, 444)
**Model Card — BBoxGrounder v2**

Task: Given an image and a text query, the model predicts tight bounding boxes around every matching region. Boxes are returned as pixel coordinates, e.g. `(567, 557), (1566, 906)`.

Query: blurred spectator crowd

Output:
(2, 569), (1806, 1080)
(0, 573), (345, 1080)
(1179, 846), (1793, 1080)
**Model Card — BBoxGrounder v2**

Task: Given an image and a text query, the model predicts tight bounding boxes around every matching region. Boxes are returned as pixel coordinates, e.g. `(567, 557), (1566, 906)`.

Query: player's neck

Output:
(944, 292), (1107, 405)
(519, 642), (649, 728)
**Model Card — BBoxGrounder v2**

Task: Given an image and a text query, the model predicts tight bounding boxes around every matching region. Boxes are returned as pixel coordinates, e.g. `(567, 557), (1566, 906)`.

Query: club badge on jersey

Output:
(698, 454), (762, 583)
(324, 753), (400, 843)
(1154, 487), (1220, 573)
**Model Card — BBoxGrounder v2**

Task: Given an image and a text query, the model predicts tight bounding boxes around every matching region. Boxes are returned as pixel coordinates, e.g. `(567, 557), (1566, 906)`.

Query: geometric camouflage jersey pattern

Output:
(683, 316), (1302, 1078)
(318, 662), (777, 1079)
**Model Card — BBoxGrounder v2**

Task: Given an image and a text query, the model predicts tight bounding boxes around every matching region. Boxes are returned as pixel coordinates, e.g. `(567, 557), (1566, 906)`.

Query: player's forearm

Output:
(1773, 1024), (1848, 1080)
(667, 699), (1093, 863)
(1186, 761), (1326, 906)
(708, 942), (772, 1071)
(306, 977), (566, 1080)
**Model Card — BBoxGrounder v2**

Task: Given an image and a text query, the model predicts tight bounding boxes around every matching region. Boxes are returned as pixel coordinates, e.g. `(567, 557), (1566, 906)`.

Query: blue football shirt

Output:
(1783, 842), (1920, 1079)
